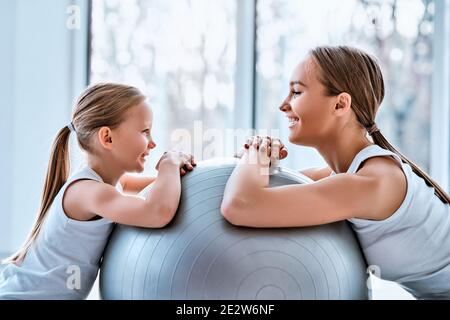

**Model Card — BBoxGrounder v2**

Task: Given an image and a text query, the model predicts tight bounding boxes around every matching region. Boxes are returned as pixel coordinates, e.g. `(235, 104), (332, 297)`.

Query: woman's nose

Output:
(279, 100), (291, 112)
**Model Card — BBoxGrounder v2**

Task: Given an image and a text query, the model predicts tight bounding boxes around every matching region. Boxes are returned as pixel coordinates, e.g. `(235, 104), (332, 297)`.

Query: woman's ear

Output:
(97, 126), (113, 150)
(334, 92), (352, 116)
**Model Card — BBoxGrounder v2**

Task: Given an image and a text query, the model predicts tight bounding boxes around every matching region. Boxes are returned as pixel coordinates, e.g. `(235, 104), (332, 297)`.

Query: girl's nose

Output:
(148, 139), (156, 149)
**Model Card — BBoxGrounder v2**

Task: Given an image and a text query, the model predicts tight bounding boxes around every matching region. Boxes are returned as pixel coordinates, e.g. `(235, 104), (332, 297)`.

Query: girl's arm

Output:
(221, 139), (405, 228)
(79, 152), (195, 228)
(119, 175), (156, 195)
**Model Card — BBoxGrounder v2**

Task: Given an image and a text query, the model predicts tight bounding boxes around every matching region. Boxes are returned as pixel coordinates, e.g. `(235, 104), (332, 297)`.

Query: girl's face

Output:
(279, 57), (338, 147)
(112, 101), (156, 173)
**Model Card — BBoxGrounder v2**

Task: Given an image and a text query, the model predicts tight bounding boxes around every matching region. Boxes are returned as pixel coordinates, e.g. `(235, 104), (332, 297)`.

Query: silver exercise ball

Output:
(100, 158), (368, 299)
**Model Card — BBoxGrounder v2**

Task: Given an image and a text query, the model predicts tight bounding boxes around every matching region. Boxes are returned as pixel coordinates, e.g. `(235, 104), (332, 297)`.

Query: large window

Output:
(92, 0), (436, 175)
(256, 0), (435, 171)
(91, 0), (237, 171)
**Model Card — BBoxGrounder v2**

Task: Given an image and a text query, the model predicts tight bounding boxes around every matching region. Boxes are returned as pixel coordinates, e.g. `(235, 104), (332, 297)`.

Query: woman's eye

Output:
(292, 91), (302, 99)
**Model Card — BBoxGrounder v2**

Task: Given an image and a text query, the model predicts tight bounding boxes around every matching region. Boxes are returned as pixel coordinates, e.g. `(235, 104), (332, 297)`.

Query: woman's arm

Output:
(221, 140), (405, 228)
(300, 167), (333, 181)
(119, 175), (156, 195)
(222, 171), (379, 228)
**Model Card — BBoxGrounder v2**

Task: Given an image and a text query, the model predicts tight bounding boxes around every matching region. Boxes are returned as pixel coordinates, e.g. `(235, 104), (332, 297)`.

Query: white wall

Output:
(0, 0), (16, 254)
(0, 0), (88, 255)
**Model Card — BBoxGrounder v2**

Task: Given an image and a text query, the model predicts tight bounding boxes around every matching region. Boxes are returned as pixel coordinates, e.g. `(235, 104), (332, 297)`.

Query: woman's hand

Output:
(234, 136), (288, 164)
(155, 151), (197, 176)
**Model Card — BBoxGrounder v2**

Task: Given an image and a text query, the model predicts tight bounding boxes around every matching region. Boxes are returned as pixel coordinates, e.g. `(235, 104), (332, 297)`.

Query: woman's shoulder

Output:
(358, 154), (405, 180)
(355, 155), (407, 221)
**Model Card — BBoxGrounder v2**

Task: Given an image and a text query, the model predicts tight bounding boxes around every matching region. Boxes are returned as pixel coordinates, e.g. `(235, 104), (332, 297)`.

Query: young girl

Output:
(0, 83), (196, 299)
(221, 46), (450, 299)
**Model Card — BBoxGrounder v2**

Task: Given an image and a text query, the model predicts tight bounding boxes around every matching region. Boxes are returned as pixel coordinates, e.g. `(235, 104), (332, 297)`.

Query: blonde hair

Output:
(3, 83), (145, 264)
(310, 45), (449, 204)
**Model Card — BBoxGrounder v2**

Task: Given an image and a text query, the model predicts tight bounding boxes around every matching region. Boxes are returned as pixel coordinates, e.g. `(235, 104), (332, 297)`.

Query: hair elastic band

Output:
(67, 122), (76, 134)
(366, 123), (380, 136)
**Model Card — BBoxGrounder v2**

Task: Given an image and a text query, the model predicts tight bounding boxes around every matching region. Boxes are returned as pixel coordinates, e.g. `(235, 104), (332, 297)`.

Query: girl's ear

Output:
(334, 92), (352, 116)
(98, 127), (113, 150)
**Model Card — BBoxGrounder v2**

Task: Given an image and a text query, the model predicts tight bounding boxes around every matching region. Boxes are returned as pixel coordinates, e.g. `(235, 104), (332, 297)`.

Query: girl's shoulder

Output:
(62, 178), (110, 222)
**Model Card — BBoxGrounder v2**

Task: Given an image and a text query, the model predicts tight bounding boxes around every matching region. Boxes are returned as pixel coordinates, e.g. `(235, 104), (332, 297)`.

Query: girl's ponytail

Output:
(3, 125), (73, 264)
(2, 83), (145, 265)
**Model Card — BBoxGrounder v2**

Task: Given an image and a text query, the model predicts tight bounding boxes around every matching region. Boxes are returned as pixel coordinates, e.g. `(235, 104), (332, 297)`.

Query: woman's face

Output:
(279, 57), (338, 147)
(112, 101), (156, 173)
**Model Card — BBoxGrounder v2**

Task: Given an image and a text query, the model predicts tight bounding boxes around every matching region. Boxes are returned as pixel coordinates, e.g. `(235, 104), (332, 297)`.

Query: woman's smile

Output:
(287, 116), (300, 128)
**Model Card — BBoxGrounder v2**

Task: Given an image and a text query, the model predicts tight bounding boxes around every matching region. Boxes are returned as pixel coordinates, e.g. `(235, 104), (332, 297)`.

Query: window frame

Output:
(431, 0), (450, 192)
(233, 0), (257, 129)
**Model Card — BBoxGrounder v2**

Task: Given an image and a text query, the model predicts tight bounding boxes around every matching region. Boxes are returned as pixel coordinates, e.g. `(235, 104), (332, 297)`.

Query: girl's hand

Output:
(234, 136), (288, 163)
(155, 151), (197, 176)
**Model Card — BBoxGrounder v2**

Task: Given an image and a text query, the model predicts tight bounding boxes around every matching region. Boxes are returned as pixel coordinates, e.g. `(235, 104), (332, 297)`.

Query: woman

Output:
(221, 46), (450, 299)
